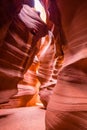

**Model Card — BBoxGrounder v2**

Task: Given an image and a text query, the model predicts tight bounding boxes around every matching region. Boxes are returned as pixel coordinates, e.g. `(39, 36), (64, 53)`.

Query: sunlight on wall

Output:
(34, 0), (46, 22)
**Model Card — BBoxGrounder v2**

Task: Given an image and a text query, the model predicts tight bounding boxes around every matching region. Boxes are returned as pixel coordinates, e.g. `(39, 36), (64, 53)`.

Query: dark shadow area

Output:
(0, 113), (13, 119)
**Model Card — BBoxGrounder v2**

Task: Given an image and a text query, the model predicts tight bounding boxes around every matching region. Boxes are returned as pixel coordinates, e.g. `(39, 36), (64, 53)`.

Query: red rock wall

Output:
(46, 0), (87, 129)
(0, 1), (48, 104)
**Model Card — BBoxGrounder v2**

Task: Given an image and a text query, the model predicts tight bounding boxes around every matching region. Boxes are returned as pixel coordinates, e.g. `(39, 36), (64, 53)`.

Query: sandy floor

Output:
(0, 106), (45, 130)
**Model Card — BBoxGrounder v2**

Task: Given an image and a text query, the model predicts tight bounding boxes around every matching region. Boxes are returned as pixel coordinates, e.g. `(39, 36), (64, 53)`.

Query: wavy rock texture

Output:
(0, 17), (29, 103)
(0, 3), (48, 104)
(46, 0), (87, 130)
(16, 59), (39, 108)
(37, 32), (58, 108)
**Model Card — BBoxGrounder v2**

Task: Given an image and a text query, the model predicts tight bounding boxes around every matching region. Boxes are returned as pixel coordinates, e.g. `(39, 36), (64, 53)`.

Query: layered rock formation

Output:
(37, 30), (63, 108)
(37, 32), (56, 108)
(46, 0), (87, 130)
(1, 3), (87, 130)
(0, 1), (48, 104)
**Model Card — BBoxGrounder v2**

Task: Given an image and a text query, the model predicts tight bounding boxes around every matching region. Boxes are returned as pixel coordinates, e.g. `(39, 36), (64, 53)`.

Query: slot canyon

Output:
(0, 0), (87, 130)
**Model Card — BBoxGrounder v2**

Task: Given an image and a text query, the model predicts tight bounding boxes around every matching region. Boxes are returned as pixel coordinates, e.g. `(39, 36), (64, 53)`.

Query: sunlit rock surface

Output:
(37, 32), (57, 108)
